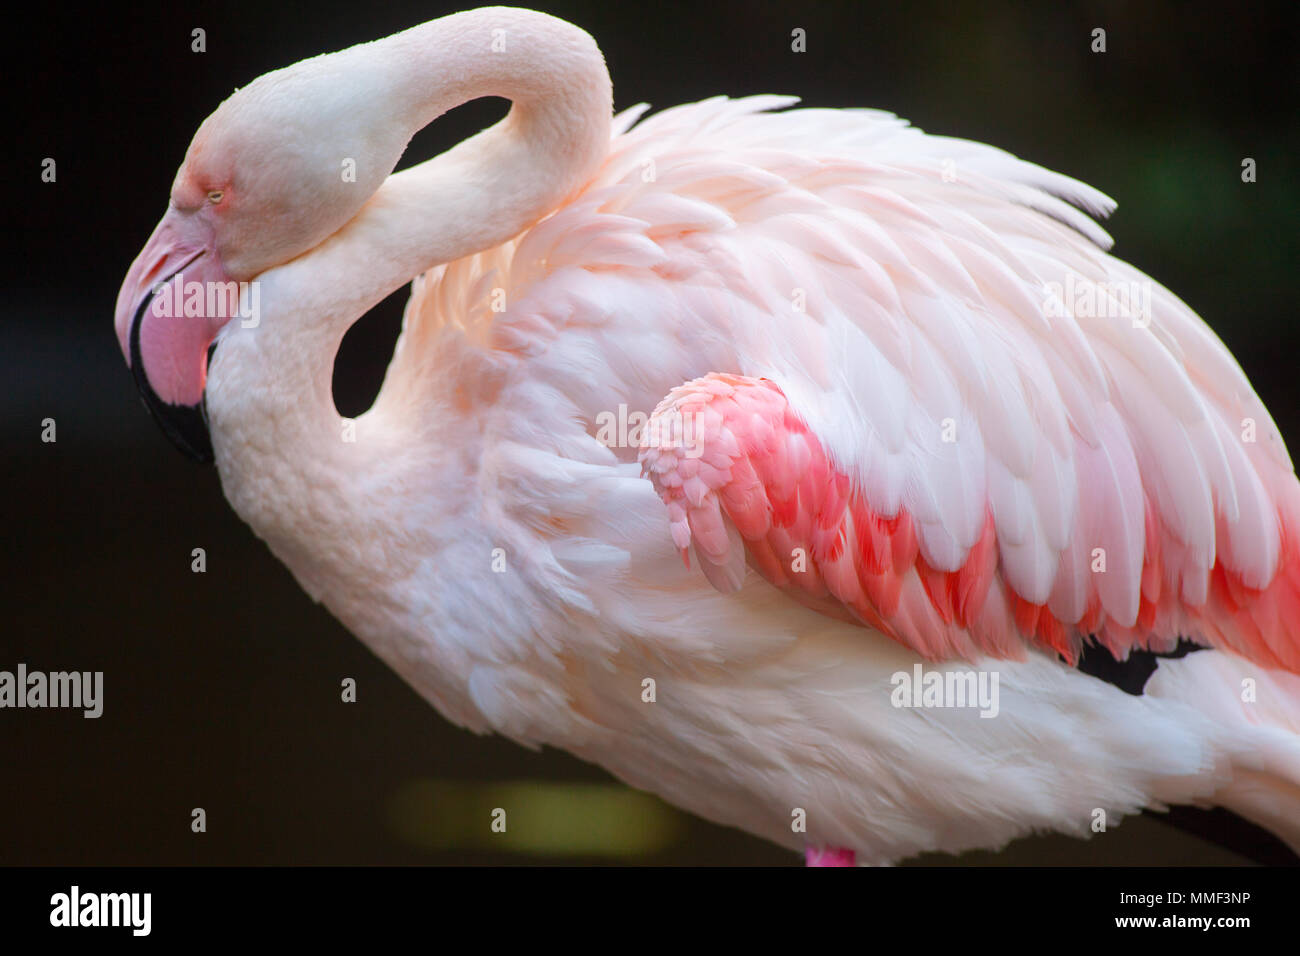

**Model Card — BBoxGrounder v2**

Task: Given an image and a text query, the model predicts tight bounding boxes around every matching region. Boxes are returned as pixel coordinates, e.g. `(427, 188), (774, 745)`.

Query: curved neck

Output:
(297, 8), (613, 317)
(208, 7), (611, 578)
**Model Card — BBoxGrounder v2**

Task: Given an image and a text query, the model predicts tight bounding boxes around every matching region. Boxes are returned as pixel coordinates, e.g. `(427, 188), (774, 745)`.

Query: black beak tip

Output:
(135, 392), (214, 463)
(127, 293), (215, 464)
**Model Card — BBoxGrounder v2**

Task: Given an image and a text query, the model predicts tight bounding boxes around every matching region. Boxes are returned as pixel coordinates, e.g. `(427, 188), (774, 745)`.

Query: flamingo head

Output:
(114, 54), (409, 461)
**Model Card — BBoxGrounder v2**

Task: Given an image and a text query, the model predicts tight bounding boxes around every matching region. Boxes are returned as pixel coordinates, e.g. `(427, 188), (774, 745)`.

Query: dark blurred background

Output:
(4, 1), (1297, 865)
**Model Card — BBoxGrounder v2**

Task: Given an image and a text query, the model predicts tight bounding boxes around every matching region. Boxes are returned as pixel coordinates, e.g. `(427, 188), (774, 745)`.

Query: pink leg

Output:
(805, 846), (856, 867)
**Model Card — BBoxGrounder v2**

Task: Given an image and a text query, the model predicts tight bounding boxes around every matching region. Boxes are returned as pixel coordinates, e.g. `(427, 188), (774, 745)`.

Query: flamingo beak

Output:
(114, 208), (236, 463)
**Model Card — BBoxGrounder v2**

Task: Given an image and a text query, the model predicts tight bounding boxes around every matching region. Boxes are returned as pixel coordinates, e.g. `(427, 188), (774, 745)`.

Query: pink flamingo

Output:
(114, 7), (1300, 865)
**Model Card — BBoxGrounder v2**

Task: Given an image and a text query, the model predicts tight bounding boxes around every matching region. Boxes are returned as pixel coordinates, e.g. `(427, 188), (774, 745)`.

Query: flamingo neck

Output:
(204, 7), (612, 599)
(292, 7), (614, 321)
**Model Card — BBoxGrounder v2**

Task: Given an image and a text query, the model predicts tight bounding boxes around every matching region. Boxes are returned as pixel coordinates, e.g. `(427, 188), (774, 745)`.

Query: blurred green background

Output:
(3, 1), (1296, 864)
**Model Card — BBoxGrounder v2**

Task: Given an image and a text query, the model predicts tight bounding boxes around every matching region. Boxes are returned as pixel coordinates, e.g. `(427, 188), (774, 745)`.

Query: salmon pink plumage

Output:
(641, 374), (1300, 672)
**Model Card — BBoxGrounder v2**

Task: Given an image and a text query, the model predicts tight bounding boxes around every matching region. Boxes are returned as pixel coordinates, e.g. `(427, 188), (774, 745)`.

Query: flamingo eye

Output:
(207, 190), (224, 204)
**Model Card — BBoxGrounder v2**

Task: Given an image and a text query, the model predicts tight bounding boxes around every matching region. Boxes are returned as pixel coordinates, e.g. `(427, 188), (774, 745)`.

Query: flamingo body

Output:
(113, 7), (1300, 864)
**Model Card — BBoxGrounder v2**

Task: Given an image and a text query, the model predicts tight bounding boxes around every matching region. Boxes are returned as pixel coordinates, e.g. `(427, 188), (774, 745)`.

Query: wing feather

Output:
(401, 95), (1300, 672)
